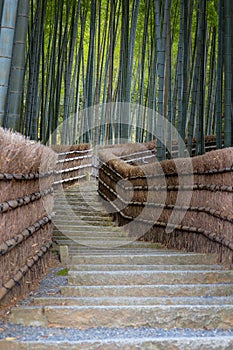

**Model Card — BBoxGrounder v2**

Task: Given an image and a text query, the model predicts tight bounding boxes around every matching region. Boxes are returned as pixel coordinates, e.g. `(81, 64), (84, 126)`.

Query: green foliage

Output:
(56, 268), (69, 276)
(2, 0), (230, 151)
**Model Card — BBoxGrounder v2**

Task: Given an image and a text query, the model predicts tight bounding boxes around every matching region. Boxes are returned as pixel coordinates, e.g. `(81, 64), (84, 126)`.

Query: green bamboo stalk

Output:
(125, 0), (140, 104)
(62, 0), (80, 144)
(177, 0), (184, 156)
(146, 3), (156, 142)
(0, 0), (19, 127)
(0, 1), (4, 27)
(119, 0), (129, 141)
(40, 1), (55, 144)
(166, 0), (172, 158)
(223, 0), (232, 147)
(136, 0), (150, 142)
(216, 0), (223, 149)
(187, 7), (200, 154)
(157, 0), (170, 161)
(4, 0), (29, 131)
(206, 28), (216, 135)
(195, 0), (206, 155)
(181, 0), (188, 142)
(24, 0), (41, 138)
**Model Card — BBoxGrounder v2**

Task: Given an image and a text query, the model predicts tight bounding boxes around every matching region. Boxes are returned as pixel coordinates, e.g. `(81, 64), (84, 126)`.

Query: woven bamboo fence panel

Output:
(98, 142), (233, 266)
(0, 128), (57, 305)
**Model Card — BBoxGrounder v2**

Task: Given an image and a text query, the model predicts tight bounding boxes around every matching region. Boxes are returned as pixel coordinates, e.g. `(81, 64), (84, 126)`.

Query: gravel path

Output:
(17, 267), (68, 304)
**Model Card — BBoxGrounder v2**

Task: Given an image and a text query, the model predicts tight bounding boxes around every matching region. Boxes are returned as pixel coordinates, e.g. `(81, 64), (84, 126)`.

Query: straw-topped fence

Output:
(0, 131), (93, 305)
(0, 128), (57, 305)
(52, 144), (92, 188)
(98, 141), (233, 266)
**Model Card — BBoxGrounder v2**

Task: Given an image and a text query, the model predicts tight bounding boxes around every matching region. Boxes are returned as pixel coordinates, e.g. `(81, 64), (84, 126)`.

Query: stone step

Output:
(54, 207), (105, 212)
(5, 181), (233, 346)
(61, 283), (233, 298)
(53, 239), (133, 246)
(53, 232), (125, 238)
(55, 193), (99, 198)
(67, 247), (171, 253)
(68, 263), (224, 271)
(55, 212), (110, 218)
(63, 246), (170, 255)
(53, 239), (158, 247)
(54, 203), (104, 209)
(53, 231), (127, 238)
(9, 304), (233, 329)
(71, 252), (218, 265)
(31, 296), (233, 307)
(54, 219), (113, 226)
(55, 203), (105, 209)
(67, 241), (135, 249)
(53, 225), (121, 232)
(1, 337), (233, 350)
(52, 240), (128, 247)
(55, 215), (112, 221)
(69, 246), (168, 252)
(53, 241), (161, 251)
(68, 247), (176, 254)
(62, 198), (101, 202)
(53, 236), (130, 244)
(54, 202), (107, 208)
(61, 193), (99, 197)
(68, 270), (233, 286)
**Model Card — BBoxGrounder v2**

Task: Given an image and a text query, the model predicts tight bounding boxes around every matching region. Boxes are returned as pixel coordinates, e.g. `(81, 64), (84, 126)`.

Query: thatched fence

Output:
(52, 144), (92, 188)
(0, 128), (57, 305)
(0, 128), (93, 305)
(98, 141), (233, 266)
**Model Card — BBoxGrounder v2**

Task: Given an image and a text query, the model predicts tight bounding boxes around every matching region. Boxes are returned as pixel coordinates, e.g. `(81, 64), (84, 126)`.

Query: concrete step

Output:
(71, 252), (218, 265)
(9, 304), (233, 329)
(68, 270), (233, 286)
(31, 296), (233, 307)
(68, 263), (225, 271)
(61, 283), (233, 297)
(1, 337), (233, 350)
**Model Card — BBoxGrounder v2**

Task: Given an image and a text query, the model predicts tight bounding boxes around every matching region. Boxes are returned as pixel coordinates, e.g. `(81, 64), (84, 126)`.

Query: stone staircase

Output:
(1, 181), (233, 349)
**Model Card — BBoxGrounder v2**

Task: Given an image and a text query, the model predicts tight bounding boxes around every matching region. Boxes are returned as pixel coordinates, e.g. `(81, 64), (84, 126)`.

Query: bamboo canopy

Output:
(0, 0), (232, 153)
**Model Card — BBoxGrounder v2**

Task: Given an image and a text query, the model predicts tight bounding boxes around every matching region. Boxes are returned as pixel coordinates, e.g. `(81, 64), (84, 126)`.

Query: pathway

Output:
(1, 181), (233, 349)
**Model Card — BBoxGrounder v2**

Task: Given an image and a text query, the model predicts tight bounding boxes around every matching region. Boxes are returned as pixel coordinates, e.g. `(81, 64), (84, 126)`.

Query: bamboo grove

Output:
(0, 0), (233, 158)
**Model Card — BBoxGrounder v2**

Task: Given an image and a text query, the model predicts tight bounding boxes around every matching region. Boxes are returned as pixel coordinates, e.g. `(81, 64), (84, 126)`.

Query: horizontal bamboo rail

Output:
(53, 145), (92, 187)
